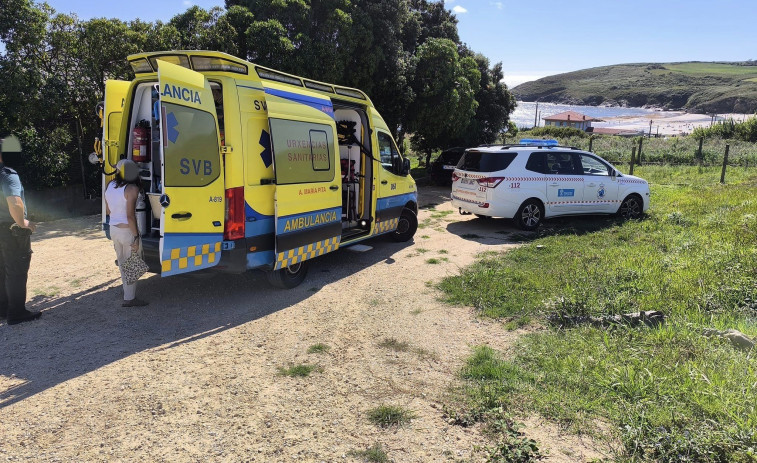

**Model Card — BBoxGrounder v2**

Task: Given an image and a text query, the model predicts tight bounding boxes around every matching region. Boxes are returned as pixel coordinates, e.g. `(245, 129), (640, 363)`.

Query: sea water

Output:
(512, 101), (656, 129)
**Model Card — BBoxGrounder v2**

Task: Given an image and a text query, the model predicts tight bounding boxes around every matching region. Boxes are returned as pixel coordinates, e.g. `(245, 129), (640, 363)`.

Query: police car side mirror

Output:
(0, 134), (22, 153)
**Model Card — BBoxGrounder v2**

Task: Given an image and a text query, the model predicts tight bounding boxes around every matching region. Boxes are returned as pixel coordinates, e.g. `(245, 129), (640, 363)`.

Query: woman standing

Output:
(105, 160), (148, 307)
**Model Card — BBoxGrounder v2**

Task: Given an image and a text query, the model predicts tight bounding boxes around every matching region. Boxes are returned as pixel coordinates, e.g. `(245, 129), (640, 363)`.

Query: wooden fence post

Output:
(720, 144), (730, 184)
(637, 137), (643, 166)
(630, 146), (636, 175)
(588, 136), (594, 153)
(697, 138), (704, 166)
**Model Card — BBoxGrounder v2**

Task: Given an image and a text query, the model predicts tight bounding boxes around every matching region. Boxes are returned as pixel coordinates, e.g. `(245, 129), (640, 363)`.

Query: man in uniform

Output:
(0, 137), (41, 325)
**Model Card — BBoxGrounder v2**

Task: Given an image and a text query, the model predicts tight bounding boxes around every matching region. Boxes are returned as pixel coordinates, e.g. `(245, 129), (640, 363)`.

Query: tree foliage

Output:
(0, 0), (515, 190)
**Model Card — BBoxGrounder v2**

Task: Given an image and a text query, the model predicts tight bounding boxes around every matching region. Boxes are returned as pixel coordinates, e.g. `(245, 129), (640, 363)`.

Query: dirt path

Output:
(0, 186), (606, 462)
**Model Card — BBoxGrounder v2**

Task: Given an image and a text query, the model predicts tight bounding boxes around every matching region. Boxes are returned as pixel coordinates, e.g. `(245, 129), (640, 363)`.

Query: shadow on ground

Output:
(0, 234), (412, 408)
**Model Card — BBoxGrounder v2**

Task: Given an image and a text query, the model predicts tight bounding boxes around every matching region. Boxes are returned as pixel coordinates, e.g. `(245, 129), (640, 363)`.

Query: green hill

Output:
(511, 62), (757, 113)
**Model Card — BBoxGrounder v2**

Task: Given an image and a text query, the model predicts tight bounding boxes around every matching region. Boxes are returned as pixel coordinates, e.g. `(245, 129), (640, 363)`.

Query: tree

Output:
(450, 54), (515, 147)
(406, 38), (479, 166)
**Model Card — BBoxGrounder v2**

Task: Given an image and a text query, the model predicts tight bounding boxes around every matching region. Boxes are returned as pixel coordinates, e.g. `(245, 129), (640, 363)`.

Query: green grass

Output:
(664, 62), (757, 76)
(307, 343), (330, 354)
(367, 404), (416, 428)
(277, 364), (318, 377)
(348, 443), (389, 463)
(440, 168), (757, 462)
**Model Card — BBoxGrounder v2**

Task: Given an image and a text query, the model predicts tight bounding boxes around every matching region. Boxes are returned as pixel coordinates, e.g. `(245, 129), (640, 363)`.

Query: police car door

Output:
(545, 151), (584, 214)
(265, 89), (341, 270)
(157, 61), (225, 276)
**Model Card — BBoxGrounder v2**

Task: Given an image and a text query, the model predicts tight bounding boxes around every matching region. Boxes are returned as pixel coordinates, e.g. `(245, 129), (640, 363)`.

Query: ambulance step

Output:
(346, 244), (372, 253)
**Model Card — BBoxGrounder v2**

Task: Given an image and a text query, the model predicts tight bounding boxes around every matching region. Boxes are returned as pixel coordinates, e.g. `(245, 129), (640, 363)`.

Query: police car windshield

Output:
(457, 151), (517, 173)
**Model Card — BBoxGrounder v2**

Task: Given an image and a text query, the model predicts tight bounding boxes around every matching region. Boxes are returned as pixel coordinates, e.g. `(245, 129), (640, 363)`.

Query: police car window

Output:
(162, 102), (221, 187)
(458, 151), (517, 172)
(525, 152), (547, 174)
(377, 131), (401, 173)
(546, 152), (581, 175)
(270, 118), (335, 185)
(579, 154), (610, 176)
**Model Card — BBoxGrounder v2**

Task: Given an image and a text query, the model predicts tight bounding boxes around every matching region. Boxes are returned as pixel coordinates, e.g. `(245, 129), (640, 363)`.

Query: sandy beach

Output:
(595, 111), (754, 136)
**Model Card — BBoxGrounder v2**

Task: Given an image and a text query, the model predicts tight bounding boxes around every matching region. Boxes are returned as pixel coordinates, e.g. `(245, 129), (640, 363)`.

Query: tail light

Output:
(224, 186), (245, 241)
(477, 177), (504, 188)
(451, 172), (460, 182)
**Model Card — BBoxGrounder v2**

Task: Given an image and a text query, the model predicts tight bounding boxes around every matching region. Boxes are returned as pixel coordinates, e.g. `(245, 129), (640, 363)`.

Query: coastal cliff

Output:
(511, 62), (757, 114)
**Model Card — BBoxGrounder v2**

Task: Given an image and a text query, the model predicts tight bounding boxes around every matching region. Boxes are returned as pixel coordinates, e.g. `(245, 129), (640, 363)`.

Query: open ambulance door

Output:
(102, 80), (130, 217)
(266, 90), (342, 270)
(156, 61), (225, 276)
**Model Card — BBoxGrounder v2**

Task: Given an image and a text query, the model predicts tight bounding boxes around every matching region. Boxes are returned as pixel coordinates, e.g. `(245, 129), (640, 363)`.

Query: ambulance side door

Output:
(265, 88), (341, 270)
(157, 61), (225, 276)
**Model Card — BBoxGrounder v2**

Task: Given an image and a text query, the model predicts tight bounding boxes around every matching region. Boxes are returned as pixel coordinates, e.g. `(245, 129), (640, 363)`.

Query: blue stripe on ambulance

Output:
(372, 192), (416, 236)
(162, 233), (223, 276)
(264, 88), (335, 118)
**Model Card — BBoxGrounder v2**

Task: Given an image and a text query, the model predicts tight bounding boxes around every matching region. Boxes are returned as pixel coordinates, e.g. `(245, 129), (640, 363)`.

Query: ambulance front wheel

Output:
(267, 261), (309, 289)
(392, 209), (418, 242)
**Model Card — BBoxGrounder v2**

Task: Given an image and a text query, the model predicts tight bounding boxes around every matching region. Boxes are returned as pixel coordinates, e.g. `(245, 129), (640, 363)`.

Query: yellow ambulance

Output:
(96, 51), (417, 287)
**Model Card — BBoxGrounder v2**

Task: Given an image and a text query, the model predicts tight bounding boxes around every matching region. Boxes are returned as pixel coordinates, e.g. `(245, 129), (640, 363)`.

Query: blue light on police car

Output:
(519, 139), (558, 147)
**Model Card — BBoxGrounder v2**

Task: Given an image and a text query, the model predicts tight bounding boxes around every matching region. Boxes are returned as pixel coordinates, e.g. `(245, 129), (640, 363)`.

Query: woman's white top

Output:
(105, 182), (129, 226)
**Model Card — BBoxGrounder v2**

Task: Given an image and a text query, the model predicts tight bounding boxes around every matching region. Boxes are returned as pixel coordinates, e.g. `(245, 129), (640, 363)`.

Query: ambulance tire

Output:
(266, 261), (309, 289)
(392, 208), (418, 242)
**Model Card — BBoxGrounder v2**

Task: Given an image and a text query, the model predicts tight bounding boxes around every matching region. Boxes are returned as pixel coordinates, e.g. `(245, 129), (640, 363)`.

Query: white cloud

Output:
(491, 2), (503, 9)
(452, 5), (468, 13)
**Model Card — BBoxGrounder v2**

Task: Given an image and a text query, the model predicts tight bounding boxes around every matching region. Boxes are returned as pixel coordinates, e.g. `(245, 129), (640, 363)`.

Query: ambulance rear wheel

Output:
(392, 208), (417, 242)
(267, 261), (309, 289)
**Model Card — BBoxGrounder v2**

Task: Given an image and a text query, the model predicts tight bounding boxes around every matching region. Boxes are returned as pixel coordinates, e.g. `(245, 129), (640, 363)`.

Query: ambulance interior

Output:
(334, 106), (373, 241)
(125, 81), (225, 238)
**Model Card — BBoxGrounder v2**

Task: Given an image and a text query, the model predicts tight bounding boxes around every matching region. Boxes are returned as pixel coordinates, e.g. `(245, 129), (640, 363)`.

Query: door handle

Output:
(549, 183), (559, 187)
(587, 183), (596, 187)
(381, 180), (388, 185)
(171, 212), (192, 219)
(329, 185), (339, 191)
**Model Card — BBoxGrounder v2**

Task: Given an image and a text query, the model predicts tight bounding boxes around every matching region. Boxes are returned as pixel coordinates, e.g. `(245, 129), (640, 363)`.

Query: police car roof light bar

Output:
(518, 139), (558, 147)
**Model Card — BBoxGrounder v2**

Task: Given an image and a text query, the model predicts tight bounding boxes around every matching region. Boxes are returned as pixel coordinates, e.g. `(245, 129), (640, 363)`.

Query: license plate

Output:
(443, 165), (455, 170)
(461, 178), (476, 185)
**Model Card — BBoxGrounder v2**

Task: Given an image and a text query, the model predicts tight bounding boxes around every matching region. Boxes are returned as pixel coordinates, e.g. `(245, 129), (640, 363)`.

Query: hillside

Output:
(511, 62), (757, 113)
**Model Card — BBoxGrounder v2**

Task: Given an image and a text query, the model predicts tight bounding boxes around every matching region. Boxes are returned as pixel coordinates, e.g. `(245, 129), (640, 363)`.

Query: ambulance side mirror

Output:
(402, 158), (411, 176)
(0, 134), (22, 153)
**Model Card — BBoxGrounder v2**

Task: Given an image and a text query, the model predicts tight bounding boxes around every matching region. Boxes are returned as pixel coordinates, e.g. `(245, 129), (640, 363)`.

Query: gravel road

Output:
(0, 186), (606, 462)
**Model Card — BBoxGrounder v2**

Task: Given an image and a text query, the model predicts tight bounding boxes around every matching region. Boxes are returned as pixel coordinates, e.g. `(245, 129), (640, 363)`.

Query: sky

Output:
(39, 0), (757, 88)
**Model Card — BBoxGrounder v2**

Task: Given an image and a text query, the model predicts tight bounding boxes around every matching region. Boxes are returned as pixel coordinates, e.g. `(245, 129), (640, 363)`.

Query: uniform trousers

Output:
(0, 223), (32, 319)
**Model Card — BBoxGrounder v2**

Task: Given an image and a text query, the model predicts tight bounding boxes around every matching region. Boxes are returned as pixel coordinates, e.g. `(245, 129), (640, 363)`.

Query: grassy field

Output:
(440, 166), (757, 462)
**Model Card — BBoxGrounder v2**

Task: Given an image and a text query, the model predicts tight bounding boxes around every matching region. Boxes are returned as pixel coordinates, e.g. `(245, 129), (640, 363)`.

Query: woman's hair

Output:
(111, 159), (140, 188)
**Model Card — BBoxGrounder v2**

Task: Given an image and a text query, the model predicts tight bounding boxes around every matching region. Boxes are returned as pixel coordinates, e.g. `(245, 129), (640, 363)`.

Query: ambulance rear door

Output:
(102, 79), (130, 203)
(156, 61), (225, 276)
(265, 88), (341, 270)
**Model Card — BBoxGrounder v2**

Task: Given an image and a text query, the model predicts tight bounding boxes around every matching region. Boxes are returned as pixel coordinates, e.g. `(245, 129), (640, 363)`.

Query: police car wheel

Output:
(266, 261), (309, 289)
(514, 199), (543, 231)
(392, 209), (418, 242)
(618, 194), (643, 219)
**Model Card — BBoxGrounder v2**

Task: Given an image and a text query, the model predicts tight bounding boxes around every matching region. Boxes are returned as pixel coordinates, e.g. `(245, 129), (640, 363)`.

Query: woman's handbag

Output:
(122, 251), (149, 285)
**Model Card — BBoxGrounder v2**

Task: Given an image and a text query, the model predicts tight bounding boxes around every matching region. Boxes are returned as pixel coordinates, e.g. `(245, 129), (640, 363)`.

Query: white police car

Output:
(450, 139), (650, 230)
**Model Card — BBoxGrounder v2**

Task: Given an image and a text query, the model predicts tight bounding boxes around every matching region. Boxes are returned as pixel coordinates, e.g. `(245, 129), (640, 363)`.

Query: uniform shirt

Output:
(0, 162), (26, 222)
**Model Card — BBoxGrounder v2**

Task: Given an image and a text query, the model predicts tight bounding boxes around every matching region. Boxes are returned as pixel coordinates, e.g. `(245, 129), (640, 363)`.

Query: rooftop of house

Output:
(543, 111), (603, 122)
